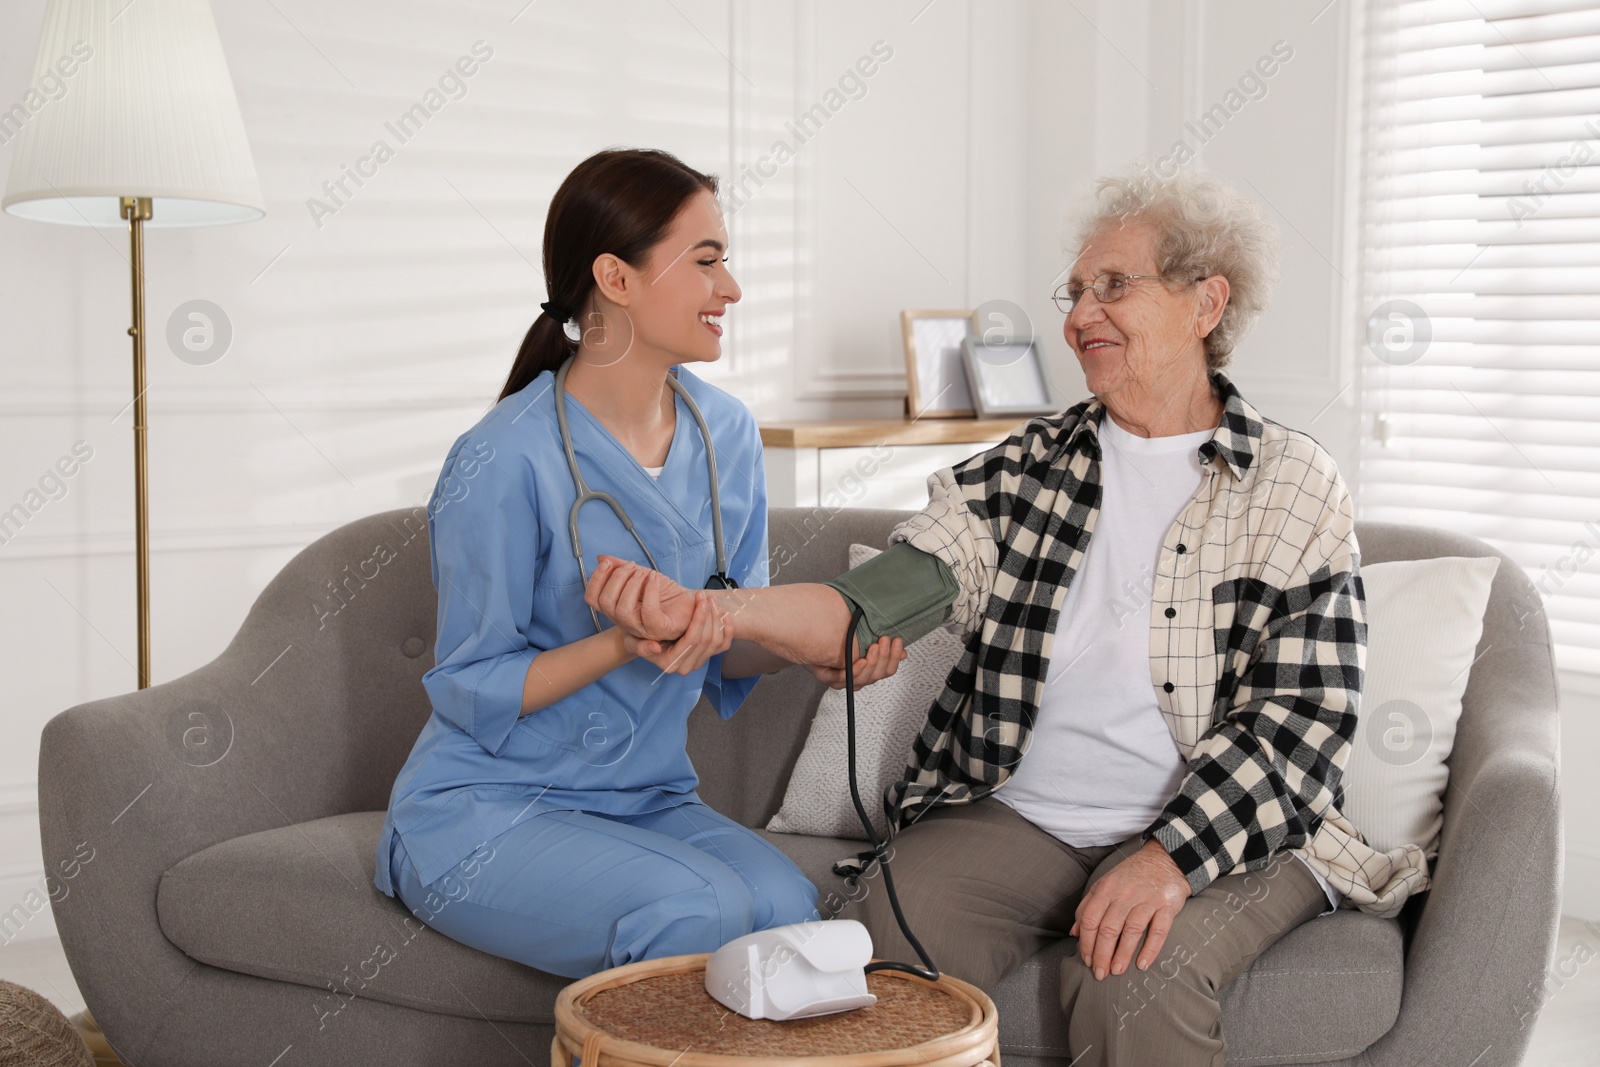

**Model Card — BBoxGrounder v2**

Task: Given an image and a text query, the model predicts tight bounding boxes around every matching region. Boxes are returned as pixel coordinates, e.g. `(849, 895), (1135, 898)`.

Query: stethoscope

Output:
(553, 355), (738, 634)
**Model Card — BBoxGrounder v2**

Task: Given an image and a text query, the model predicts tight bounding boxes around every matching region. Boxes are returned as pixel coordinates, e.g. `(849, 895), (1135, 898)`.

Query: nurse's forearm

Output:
(709, 585), (858, 668)
(519, 627), (632, 716)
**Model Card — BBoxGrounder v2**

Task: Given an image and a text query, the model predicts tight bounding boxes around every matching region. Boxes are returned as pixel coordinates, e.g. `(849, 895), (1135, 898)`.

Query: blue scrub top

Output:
(375, 364), (769, 893)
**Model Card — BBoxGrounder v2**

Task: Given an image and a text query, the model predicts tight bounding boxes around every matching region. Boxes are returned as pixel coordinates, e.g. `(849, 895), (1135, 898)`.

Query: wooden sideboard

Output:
(759, 417), (1020, 510)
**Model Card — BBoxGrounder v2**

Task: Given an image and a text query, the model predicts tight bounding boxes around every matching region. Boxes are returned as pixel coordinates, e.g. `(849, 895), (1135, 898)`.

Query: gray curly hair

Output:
(1067, 160), (1281, 370)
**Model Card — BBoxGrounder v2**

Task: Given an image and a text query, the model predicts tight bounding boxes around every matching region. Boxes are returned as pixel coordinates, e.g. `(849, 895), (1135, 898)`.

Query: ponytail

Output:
(499, 312), (575, 403)
(496, 148), (720, 404)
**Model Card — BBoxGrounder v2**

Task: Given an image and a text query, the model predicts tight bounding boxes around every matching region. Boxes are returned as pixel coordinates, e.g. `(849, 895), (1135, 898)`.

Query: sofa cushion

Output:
(155, 811), (872, 1025)
(157, 812), (557, 1024)
(158, 811), (1402, 1060)
(1211, 911), (1405, 1065)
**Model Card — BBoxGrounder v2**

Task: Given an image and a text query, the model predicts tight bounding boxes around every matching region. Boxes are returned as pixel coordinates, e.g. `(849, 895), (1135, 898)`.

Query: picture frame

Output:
(900, 309), (980, 418)
(959, 336), (1059, 418)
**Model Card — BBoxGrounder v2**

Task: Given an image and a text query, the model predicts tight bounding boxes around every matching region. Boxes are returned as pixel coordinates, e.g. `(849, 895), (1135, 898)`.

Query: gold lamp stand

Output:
(123, 195), (153, 691)
(65, 196), (154, 1066)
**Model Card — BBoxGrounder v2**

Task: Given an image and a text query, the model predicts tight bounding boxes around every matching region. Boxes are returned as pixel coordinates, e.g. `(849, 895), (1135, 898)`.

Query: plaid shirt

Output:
(836, 369), (1429, 919)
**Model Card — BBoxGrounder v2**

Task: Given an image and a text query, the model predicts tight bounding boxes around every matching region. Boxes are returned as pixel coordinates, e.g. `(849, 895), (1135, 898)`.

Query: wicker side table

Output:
(552, 954), (1000, 1067)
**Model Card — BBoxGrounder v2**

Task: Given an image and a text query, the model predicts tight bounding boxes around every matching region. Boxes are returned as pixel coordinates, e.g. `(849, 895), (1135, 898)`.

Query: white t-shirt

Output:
(993, 410), (1341, 915)
(642, 464), (664, 478)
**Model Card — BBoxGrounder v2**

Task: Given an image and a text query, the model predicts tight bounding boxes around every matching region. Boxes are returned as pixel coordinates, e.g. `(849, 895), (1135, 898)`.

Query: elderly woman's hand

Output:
(586, 555), (696, 642)
(1070, 839), (1193, 980)
(804, 636), (906, 690)
(620, 591), (732, 676)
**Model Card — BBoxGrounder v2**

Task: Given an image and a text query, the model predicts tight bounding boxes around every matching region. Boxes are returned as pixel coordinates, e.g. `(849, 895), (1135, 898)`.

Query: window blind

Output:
(1357, 0), (1600, 674)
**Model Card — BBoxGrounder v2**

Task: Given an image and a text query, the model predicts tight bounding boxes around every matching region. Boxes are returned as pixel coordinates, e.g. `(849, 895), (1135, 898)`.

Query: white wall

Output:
(1556, 675), (1600, 922)
(0, 0), (1593, 937)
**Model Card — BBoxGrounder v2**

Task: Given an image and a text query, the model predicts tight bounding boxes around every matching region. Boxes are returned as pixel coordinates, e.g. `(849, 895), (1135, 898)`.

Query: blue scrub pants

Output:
(389, 798), (821, 981)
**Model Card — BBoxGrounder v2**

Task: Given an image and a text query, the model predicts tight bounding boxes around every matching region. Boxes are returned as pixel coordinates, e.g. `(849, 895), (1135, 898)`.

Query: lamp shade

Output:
(2, 0), (264, 227)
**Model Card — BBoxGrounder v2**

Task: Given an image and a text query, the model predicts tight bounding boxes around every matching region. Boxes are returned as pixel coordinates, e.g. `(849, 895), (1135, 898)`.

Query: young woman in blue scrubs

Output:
(373, 148), (903, 981)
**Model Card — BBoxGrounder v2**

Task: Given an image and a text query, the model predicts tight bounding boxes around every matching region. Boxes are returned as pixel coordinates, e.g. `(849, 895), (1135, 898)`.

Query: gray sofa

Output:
(39, 505), (1562, 1066)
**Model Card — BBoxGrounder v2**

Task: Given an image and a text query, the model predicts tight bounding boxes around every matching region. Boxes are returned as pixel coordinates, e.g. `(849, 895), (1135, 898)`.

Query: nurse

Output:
(373, 147), (904, 982)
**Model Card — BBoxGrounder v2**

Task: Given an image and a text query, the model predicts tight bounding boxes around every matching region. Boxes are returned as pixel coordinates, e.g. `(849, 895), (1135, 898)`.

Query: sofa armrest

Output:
(1361, 643), (1563, 1067)
(38, 507), (437, 1061)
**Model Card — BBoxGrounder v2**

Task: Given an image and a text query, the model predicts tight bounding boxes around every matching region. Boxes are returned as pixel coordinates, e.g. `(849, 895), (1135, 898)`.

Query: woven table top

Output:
(575, 970), (977, 1057)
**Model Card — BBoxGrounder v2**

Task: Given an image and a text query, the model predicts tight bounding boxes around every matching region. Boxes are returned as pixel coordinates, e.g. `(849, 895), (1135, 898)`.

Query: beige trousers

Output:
(834, 794), (1328, 1067)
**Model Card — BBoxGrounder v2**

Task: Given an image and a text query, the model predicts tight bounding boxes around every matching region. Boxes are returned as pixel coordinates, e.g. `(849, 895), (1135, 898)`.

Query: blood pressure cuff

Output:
(823, 541), (961, 656)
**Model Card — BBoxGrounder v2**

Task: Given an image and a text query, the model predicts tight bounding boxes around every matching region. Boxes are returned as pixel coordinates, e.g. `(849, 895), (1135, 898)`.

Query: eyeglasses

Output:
(1052, 271), (1206, 314)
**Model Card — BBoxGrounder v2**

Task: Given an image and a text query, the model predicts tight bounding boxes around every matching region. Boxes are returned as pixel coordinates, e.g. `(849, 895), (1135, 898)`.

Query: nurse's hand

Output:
(805, 636), (906, 690)
(588, 555), (695, 642)
(622, 591), (733, 676)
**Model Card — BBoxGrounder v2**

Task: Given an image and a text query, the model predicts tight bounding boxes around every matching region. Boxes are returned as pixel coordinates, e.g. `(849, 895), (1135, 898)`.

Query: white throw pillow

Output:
(766, 543), (967, 840)
(1340, 554), (1501, 861)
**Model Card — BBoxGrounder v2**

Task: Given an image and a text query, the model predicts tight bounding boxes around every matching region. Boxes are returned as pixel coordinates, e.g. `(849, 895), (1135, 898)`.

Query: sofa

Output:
(38, 505), (1563, 1066)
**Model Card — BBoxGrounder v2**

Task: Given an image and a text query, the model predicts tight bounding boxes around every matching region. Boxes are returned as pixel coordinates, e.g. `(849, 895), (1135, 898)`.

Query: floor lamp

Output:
(2, 1), (262, 1060)
(3, 0), (264, 692)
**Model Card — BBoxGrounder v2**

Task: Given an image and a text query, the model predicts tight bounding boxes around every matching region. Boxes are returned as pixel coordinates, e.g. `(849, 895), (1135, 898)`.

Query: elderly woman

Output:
(583, 164), (1427, 1066)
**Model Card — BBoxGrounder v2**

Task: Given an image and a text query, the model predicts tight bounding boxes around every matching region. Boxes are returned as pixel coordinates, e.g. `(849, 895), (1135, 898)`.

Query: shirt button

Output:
(1164, 607), (1176, 619)
(1176, 543), (1188, 554)
(1163, 682), (1175, 693)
